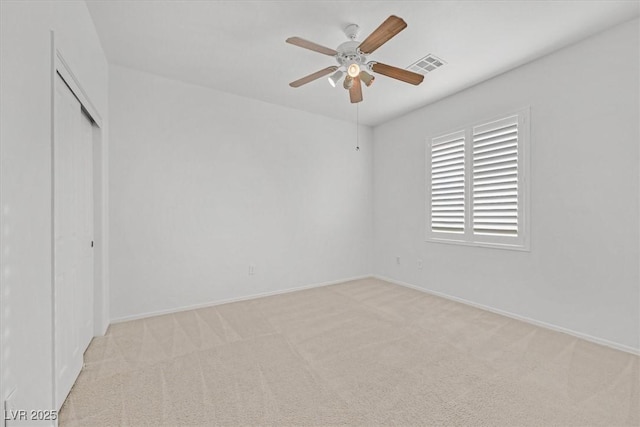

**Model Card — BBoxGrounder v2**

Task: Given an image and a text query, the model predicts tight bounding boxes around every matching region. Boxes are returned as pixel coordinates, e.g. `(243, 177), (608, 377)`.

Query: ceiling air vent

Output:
(407, 54), (446, 75)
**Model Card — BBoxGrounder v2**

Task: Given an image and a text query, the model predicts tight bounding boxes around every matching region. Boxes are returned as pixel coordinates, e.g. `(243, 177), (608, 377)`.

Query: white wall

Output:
(0, 0), (108, 419)
(109, 65), (372, 321)
(373, 19), (640, 351)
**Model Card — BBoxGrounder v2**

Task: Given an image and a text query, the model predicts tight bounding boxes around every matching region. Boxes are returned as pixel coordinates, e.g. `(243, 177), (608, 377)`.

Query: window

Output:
(426, 109), (529, 250)
(430, 130), (466, 234)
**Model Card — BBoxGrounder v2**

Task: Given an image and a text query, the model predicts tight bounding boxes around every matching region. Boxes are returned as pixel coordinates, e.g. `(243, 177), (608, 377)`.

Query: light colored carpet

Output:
(59, 278), (639, 426)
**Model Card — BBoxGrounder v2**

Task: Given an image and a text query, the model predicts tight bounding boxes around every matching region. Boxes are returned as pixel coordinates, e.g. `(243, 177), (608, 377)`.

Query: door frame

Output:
(50, 31), (109, 410)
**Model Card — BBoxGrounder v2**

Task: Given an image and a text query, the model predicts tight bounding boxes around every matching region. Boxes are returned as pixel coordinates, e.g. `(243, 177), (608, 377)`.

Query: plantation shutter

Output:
(472, 116), (519, 236)
(431, 130), (465, 233)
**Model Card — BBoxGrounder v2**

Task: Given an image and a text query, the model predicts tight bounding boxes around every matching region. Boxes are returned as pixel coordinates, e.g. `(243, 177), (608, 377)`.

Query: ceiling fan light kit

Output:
(343, 75), (354, 90)
(347, 63), (361, 78)
(286, 15), (425, 103)
(328, 69), (344, 87)
(359, 70), (375, 87)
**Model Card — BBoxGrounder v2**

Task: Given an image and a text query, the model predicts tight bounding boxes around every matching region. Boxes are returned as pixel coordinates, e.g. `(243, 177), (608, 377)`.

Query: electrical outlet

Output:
(417, 259), (423, 269)
(248, 264), (256, 276)
(396, 256), (401, 265)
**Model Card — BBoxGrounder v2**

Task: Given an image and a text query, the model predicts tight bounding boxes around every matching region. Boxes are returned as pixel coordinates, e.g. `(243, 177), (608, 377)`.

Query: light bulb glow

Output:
(347, 63), (360, 78)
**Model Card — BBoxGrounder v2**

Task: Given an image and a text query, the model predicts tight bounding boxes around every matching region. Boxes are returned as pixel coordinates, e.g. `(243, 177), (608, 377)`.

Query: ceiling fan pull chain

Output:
(356, 103), (360, 151)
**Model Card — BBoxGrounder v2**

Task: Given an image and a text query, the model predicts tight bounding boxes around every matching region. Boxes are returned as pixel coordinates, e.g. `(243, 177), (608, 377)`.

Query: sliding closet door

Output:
(78, 111), (94, 351)
(53, 73), (94, 409)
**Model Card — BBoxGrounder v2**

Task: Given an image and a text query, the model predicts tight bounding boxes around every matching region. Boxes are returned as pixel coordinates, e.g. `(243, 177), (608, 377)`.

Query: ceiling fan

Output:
(286, 15), (424, 104)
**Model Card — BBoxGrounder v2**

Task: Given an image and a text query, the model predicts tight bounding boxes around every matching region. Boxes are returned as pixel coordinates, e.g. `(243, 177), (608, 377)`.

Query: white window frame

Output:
(425, 108), (530, 251)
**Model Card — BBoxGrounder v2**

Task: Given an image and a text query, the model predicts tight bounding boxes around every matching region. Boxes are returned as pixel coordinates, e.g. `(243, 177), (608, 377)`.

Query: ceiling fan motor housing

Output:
(335, 41), (368, 70)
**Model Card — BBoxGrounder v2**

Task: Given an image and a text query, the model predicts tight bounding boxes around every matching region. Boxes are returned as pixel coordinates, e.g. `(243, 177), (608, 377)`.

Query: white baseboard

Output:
(374, 274), (640, 356)
(109, 275), (371, 324)
(109, 273), (639, 356)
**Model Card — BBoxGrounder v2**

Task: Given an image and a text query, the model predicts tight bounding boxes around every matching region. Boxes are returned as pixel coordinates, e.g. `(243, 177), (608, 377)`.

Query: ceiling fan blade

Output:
(358, 15), (407, 54)
(371, 62), (424, 85)
(349, 77), (363, 103)
(286, 37), (338, 56)
(289, 66), (338, 88)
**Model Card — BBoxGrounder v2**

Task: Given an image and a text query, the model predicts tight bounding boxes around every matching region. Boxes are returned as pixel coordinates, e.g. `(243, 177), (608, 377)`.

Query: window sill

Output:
(425, 236), (530, 252)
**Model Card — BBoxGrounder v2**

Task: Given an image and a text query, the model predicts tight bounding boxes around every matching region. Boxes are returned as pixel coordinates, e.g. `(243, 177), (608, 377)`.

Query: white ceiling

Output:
(86, 1), (639, 126)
